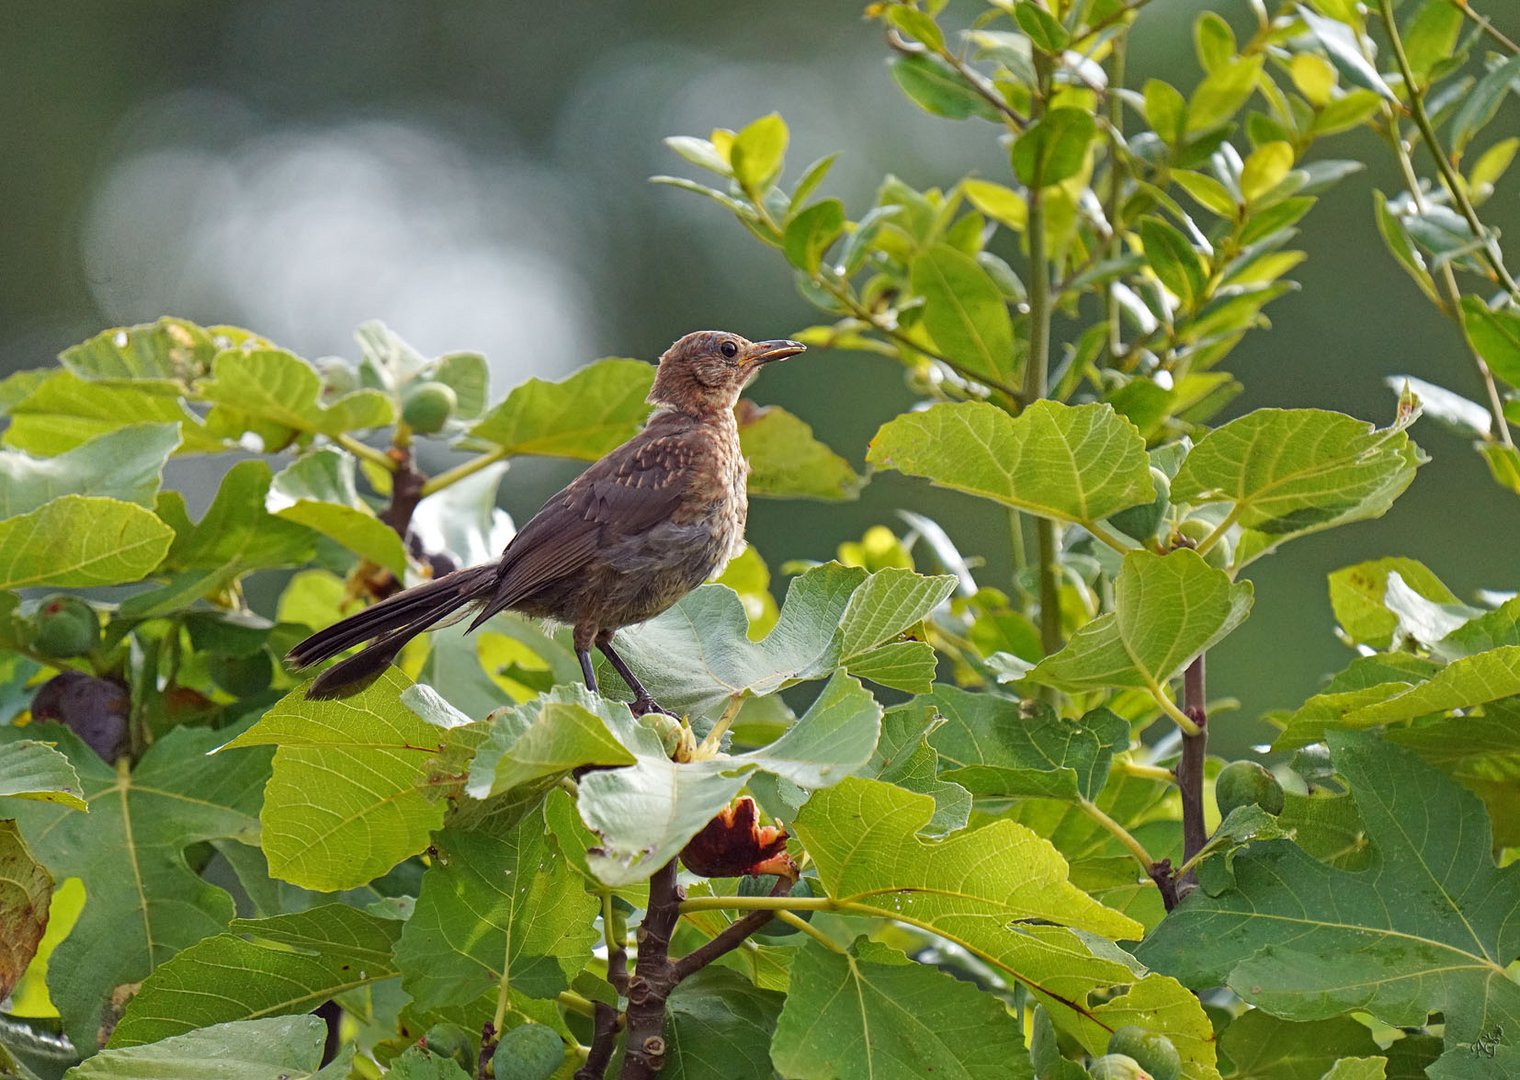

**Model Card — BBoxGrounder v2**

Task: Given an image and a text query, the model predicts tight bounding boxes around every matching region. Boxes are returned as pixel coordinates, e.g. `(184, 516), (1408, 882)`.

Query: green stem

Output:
(556, 991), (598, 1019)
(1118, 760), (1176, 783)
(772, 910), (846, 953)
(1078, 798), (1155, 872)
(419, 446), (510, 497)
(334, 432), (395, 471)
(678, 895), (835, 914)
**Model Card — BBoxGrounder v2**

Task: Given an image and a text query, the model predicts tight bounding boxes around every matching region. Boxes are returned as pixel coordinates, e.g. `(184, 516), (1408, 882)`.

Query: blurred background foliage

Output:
(2, 0), (1517, 755)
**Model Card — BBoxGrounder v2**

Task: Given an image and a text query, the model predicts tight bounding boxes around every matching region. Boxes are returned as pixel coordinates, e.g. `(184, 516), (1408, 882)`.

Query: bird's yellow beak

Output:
(744, 339), (807, 366)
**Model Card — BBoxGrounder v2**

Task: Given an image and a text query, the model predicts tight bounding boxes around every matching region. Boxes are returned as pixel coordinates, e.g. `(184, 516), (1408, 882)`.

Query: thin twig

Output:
(1175, 654), (1209, 896)
(1454, 0), (1519, 55)
(575, 1005), (621, 1080)
(1379, 0), (1520, 300)
(670, 877), (794, 982)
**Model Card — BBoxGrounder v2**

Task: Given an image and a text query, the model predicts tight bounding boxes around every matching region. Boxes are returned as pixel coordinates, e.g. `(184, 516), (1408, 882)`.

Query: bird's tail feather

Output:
(287, 563), (497, 699)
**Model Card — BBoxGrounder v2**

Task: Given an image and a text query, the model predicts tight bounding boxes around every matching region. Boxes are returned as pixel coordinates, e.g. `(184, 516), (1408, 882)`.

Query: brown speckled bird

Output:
(287, 330), (805, 713)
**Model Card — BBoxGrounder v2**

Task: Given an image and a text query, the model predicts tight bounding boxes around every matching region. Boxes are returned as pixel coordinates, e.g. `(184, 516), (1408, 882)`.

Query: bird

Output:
(286, 330), (806, 714)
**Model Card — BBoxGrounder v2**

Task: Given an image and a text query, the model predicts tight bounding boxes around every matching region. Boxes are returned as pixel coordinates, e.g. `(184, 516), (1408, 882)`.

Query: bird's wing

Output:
(476, 420), (699, 617)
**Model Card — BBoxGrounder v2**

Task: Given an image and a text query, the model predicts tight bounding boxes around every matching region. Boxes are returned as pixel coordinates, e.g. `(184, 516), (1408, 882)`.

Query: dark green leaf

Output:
(109, 904), (403, 1046)
(771, 938), (1032, 1080)
(783, 198), (846, 273)
(926, 688), (1128, 801)
(1450, 55), (1520, 153)
(394, 805), (598, 1010)
(1461, 297), (1520, 387)
(890, 55), (1001, 122)
(1139, 217), (1207, 308)
(884, 5), (945, 51)
(1372, 191), (1440, 305)
(662, 967), (783, 1080)
(0, 722), (270, 1051)
(1014, 2), (1069, 53)
(1137, 732), (1520, 1071)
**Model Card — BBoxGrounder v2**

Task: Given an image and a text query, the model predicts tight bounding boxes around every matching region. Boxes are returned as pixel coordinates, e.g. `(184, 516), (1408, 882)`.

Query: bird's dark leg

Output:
(577, 648), (598, 694)
(596, 631), (668, 717)
(573, 622), (599, 694)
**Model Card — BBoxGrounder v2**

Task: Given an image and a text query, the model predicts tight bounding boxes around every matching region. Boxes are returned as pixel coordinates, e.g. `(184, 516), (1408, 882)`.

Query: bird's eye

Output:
(720, 341), (738, 359)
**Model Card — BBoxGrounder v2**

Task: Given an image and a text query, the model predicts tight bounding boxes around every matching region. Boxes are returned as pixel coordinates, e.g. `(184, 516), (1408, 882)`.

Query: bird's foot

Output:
(629, 694), (672, 719)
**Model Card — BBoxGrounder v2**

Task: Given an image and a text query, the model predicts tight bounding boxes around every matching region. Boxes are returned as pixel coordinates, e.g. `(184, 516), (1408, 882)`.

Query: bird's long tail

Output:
(286, 563), (498, 699)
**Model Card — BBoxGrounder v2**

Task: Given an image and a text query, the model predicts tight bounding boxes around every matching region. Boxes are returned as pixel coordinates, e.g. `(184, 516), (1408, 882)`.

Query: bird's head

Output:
(649, 331), (806, 415)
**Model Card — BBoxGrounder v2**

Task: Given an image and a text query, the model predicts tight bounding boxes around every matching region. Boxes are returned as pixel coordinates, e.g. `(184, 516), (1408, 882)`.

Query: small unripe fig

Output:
(1216, 760), (1285, 817)
(208, 649), (274, 697)
(402, 381), (457, 434)
(316, 358), (358, 396)
(1107, 1026), (1181, 1080)
(1173, 518), (1230, 569)
(492, 1023), (565, 1080)
(422, 1022), (475, 1072)
(1088, 1053), (1152, 1079)
(32, 595), (99, 658)
(1110, 467), (1171, 541)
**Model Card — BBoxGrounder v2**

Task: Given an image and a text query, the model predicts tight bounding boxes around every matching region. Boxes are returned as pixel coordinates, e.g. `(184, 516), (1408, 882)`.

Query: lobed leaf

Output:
(222, 668), (470, 891)
(1137, 732), (1520, 1072)
(109, 904), (403, 1046)
(394, 804), (598, 1010)
(867, 400), (1154, 526)
(0, 722), (270, 1052)
(771, 938), (1031, 1080)
(467, 358), (654, 461)
(1030, 550), (1253, 693)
